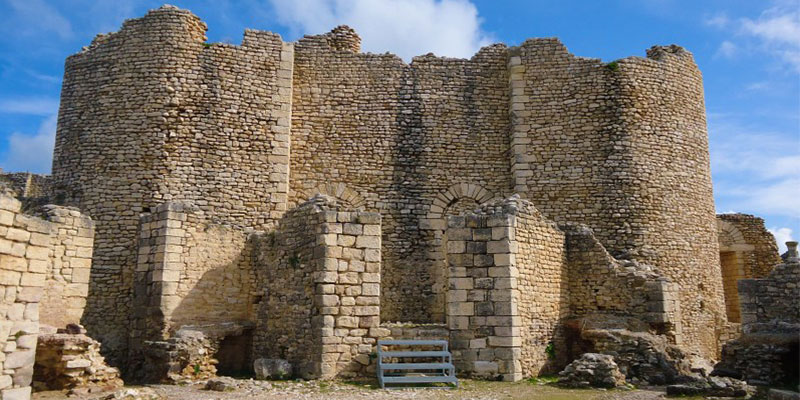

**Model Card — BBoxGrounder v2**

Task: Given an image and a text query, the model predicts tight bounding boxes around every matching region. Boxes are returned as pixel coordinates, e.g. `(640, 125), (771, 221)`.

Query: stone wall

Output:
(716, 214), (782, 323)
(253, 196), (385, 379)
(446, 197), (568, 381)
(0, 173), (50, 199)
(38, 206), (94, 329)
(446, 196), (683, 381)
(563, 224), (682, 339)
(290, 30), (511, 323)
(510, 200), (568, 377)
(509, 41), (721, 358)
(131, 201), (256, 375)
(738, 258), (799, 326)
(51, 5), (291, 365)
(717, 214), (781, 279)
(0, 193), (95, 400)
(49, 4), (727, 367)
(716, 246), (799, 386)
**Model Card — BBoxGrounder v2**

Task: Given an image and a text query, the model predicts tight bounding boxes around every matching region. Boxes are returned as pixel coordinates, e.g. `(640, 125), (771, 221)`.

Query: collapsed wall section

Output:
(509, 40), (722, 358)
(253, 195), (385, 379)
(290, 30), (511, 323)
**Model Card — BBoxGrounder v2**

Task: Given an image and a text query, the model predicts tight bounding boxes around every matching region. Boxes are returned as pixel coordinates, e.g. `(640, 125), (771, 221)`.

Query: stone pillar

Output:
(446, 213), (522, 382)
(314, 210), (385, 379)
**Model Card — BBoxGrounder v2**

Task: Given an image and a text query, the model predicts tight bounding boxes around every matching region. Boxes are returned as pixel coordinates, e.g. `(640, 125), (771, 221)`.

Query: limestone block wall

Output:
(738, 258), (799, 325)
(509, 39), (722, 358)
(562, 224), (682, 337)
(0, 194), (94, 399)
(717, 215), (781, 276)
(38, 206), (94, 329)
(506, 200), (568, 376)
(290, 30), (511, 323)
(253, 195), (384, 379)
(445, 197), (568, 381)
(51, 5), (292, 365)
(0, 195), (45, 399)
(132, 202), (255, 350)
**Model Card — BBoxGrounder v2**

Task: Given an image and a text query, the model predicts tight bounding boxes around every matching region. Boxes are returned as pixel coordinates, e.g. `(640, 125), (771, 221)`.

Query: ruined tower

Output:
(50, 5), (723, 370)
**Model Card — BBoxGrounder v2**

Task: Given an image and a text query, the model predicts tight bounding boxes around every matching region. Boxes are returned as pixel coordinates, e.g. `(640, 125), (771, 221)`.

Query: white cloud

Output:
(4, 0), (73, 40)
(769, 227), (794, 253)
(266, 0), (494, 61)
(715, 40), (737, 58)
(705, 13), (730, 29)
(708, 114), (800, 222)
(0, 115), (56, 174)
(0, 97), (60, 116)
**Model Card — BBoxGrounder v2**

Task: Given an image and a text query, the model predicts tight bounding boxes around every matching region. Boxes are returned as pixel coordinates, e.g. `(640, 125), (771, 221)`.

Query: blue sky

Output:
(0, 0), (798, 250)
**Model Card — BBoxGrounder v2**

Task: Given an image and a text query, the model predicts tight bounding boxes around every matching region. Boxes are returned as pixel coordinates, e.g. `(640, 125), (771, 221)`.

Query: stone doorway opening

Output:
(214, 330), (254, 377)
(719, 251), (742, 323)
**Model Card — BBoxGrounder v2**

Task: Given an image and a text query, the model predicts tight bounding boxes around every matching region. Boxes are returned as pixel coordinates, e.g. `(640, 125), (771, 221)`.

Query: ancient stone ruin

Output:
(0, 4), (797, 399)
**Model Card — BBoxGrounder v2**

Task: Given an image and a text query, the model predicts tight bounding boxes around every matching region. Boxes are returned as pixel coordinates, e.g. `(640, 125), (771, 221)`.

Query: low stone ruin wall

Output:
(253, 195), (385, 379)
(445, 196), (682, 382)
(562, 223), (682, 341)
(1, 192), (96, 400)
(716, 250), (799, 387)
(33, 324), (122, 393)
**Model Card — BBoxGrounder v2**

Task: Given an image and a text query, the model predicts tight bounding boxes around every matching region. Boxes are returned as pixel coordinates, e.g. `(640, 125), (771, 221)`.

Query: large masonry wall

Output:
(51, 6), (292, 365)
(290, 30), (511, 323)
(50, 4), (727, 370)
(38, 206), (95, 329)
(510, 40), (721, 357)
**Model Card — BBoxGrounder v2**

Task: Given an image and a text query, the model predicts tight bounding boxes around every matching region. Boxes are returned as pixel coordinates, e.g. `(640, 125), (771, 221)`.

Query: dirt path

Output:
(33, 379), (685, 400)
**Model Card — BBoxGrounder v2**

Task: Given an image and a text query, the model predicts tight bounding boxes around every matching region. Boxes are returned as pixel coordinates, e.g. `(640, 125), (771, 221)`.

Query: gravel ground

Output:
(32, 378), (690, 400)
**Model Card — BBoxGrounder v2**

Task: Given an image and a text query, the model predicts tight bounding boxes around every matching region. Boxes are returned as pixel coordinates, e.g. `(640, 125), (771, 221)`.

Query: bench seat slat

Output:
(378, 340), (448, 346)
(378, 351), (450, 358)
(382, 376), (458, 384)
(379, 363), (453, 370)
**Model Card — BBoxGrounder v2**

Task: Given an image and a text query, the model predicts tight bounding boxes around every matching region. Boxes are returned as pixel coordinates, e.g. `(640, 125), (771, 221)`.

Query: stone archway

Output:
(294, 182), (368, 210)
(717, 219), (754, 323)
(421, 183), (495, 323)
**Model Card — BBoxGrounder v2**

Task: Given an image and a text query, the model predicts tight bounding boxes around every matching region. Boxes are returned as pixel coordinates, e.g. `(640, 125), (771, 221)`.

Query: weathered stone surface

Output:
(557, 353), (626, 388)
(254, 358), (292, 380)
(666, 376), (751, 398)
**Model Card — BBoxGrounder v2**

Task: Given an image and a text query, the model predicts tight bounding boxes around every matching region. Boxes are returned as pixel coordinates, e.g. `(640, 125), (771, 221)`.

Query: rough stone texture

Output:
(253, 195), (385, 379)
(46, 4), (730, 376)
(716, 213), (782, 323)
(50, 6), (291, 365)
(131, 201), (256, 358)
(0, 192), (95, 400)
(38, 206), (94, 328)
(509, 42), (722, 360)
(666, 376), (751, 398)
(33, 325), (122, 391)
(446, 197), (686, 382)
(557, 353), (626, 388)
(715, 249), (799, 387)
(563, 224), (682, 343)
(253, 359), (291, 380)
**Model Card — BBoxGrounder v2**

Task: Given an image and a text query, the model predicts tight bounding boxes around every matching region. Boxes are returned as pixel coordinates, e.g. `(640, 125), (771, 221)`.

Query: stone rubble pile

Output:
(141, 330), (217, 383)
(557, 353), (626, 388)
(33, 324), (123, 393)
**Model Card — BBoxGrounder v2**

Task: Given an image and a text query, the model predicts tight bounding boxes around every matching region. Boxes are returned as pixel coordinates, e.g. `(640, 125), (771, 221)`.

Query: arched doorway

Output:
(716, 219), (754, 323)
(421, 183), (495, 323)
